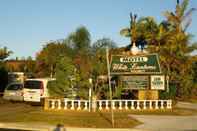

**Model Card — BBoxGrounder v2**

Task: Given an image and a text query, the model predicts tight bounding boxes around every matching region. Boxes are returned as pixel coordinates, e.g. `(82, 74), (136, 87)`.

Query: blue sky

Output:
(0, 0), (197, 59)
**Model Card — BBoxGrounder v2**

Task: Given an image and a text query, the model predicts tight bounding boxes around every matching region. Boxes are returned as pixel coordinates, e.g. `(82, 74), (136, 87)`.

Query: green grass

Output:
(0, 99), (140, 128)
(0, 98), (197, 128)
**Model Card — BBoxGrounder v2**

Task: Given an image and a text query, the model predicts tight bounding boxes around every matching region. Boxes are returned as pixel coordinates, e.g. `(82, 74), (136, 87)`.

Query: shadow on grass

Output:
(98, 112), (113, 127)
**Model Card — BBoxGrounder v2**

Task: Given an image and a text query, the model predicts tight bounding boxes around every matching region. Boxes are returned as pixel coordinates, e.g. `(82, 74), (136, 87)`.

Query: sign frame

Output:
(150, 75), (165, 90)
(121, 75), (149, 90)
(110, 53), (162, 75)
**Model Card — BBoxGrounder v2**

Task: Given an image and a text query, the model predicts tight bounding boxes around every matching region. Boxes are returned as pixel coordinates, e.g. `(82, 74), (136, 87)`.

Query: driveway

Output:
(176, 101), (197, 110)
(129, 115), (197, 131)
(129, 102), (197, 131)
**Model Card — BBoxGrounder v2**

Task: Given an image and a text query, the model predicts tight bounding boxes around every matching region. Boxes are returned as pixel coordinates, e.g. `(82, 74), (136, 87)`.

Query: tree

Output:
(67, 26), (91, 52)
(147, 0), (197, 99)
(164, 0), (196, 33)
(91, 38), (117, 98)
(36, 41), (70, 77)
(0, 46), (11, 92)
(91, 38), (117, 76)
(0, 47), (12, 61)
(121, 0), (196, 99)
(67, 26), (92, 96)
(48, 56), (75, 97)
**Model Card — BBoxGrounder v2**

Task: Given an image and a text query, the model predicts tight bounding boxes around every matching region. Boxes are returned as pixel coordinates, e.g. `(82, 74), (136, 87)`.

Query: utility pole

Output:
(106, 47), (114, 128)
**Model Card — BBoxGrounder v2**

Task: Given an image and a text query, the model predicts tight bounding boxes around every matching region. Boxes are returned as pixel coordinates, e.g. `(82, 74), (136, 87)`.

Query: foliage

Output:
(36, 41), (70, 77)
(0, 65), (8, 92)
(0, 47), (12, 61)
(125, 0), (196, 99)
(67, 26), (91, 51)
(158, 0), (196, 99)
(0, 46), (11, 92)
(91, 38), (117, 76)
(160, 83), (177, 99)
(48, 56), (75, 97)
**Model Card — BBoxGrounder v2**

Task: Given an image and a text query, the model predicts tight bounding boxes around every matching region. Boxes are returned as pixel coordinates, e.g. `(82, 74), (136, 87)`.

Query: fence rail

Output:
(44, 98), (172, 111)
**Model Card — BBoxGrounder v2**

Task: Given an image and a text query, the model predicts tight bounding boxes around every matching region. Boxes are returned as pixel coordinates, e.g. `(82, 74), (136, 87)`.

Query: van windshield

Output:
(7, 84), (23, 90)
(24, 80), (42, 89)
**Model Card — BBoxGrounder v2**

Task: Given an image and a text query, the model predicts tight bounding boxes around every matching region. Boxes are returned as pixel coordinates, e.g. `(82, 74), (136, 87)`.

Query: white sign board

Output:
(151, 75), (165, 90)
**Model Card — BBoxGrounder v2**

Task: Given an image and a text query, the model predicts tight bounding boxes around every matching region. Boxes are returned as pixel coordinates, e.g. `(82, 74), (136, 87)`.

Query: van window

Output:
(24, 81), (42, 89)
(7, 84), (23, 90)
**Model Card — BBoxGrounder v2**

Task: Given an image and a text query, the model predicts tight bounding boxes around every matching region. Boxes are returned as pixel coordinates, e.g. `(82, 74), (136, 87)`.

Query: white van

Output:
(23, 78), (55, 102)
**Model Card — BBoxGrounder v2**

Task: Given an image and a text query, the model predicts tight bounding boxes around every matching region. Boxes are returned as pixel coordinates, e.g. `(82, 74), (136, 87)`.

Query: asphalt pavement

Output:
(129, 115), (197, 131)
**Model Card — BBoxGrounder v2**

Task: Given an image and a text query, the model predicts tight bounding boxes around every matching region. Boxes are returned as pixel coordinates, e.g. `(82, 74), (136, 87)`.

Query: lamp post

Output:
(89, 78), (92, 112)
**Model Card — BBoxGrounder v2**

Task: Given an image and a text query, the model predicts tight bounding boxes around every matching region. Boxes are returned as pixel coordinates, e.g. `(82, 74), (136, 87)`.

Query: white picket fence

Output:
(44, 99), (172, 111)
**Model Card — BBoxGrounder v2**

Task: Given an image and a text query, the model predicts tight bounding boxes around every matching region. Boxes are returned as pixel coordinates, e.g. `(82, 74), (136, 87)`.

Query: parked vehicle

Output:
(3, 82), (24, 101)
(23, 78), (55, 103)
(8, 72), (25, 84)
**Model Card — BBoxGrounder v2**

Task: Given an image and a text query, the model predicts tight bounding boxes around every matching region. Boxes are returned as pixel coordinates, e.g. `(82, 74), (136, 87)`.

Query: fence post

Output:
(71, 100), (74, 110)
(99, 101), (102, 110)
(112, 101), (116, 110)
(84, 101), (88, 110)
(137, 101), (140, 110)
(119, 101), (122, 110)
(143, 100), (146, 110)
(125, 100), (128, 110)
(167, 100), (172, 109)
(160, 100), (164, 109)
(58, 99), (61, 110)
(131, 100), (134, 110)
(155, 100), (159, 109)
(64, 100), (67, 110)
(105, 100), (109, 110)
(51, 100), (55, 109)
(77, 100), (81, 110)
(149, 100), (152, 109)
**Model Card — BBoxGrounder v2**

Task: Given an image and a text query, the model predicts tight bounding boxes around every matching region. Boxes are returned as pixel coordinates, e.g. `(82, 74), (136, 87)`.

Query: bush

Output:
(0, 66), (8, 92)
(160, 83), (176, 99)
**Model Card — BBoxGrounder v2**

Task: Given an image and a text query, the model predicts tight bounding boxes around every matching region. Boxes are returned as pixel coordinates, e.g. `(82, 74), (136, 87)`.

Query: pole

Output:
(89, 86), (91, 112)
(106, 47), (114, 127)
(89, 78), (92, 112)
(166, 75), (169, 93)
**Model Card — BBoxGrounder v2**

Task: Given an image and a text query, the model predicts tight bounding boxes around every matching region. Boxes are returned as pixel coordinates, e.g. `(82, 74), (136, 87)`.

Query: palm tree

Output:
(160, 0), (197, 98)
(164, 0), (196, 33)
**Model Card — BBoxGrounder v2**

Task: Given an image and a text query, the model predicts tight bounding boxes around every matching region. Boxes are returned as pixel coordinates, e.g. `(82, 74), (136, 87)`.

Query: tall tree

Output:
(67, 26), (92, 90)
(48, 56), (75, 97)
(67, 26), (91, 51)
(0, 46), (11, 92)
(157, 0), (196, 98)
(36, 41), (70, 77)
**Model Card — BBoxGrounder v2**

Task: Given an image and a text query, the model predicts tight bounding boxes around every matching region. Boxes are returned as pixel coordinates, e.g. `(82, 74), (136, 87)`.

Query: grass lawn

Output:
(0, 98), (197, 128)
(0, 99), (140, 128)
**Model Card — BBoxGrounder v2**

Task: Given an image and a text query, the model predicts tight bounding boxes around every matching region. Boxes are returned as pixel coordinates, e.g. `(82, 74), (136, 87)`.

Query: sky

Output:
(0, 0), (197, 59)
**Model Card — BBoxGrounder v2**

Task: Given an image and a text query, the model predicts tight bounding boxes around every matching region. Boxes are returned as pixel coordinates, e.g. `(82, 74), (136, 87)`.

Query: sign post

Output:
(106, 47), (114, 128)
